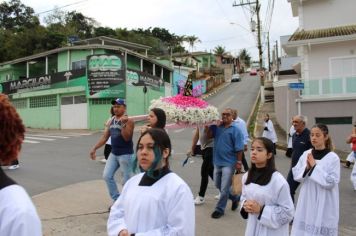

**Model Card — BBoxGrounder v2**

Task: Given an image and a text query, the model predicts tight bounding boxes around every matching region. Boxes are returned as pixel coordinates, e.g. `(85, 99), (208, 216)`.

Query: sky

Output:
(20, 0), (299, 60)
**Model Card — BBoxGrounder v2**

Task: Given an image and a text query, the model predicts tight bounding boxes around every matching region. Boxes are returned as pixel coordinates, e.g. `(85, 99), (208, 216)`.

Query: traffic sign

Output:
(288, 82), (304, 90)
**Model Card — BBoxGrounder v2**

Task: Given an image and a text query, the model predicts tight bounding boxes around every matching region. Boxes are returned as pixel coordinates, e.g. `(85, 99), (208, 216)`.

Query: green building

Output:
(0, 36), (173, 130)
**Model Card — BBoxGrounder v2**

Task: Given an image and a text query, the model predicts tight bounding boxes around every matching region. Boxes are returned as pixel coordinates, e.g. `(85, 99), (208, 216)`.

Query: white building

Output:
(274, 0), (356, 151)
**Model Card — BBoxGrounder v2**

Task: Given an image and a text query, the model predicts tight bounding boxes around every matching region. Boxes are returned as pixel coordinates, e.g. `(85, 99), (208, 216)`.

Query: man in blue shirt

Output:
(90, 98), (135, 203)
(208, 108), (244, 219)
(286, 115), (312, 202)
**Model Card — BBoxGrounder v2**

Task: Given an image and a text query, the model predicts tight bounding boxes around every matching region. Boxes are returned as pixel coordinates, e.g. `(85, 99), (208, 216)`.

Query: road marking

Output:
(26, 134), (69, 139)
(25, 136), (55, 141)
(173, 128), (186, 133)
(24, 139), (40, 144)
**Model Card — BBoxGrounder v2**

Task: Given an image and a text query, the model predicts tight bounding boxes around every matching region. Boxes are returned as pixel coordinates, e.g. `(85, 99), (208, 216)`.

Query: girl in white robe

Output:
(291, 123), (340, 236)
(107, 128), (195, 236)
(240, 137), (294, 236)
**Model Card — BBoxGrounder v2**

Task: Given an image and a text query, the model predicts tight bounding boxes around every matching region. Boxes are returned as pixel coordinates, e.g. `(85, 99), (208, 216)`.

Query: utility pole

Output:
(233, 0), (265, 103)
(267, 32), (271, 72)
(275, 40), (279, 75)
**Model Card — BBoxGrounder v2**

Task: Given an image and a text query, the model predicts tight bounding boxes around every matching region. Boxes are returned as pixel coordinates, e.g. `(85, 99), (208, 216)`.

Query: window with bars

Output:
(91, 98), (113, 105)
(29, 95), (57, 108)
(61, 95), (87, 105)
(11, 99), (27, 109)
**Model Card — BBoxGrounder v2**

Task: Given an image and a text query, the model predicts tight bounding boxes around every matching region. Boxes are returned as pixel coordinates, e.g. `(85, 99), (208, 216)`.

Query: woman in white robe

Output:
(107, 128), (195, 236)
(291, 123), (340, 236)
(240, 137), (294, 236)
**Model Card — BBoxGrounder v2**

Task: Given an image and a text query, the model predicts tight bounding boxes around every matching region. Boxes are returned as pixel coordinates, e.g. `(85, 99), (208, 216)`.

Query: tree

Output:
(184, 35), (201, 53)
(213, 45), (226, 57)
(238, 48), (251, 68)
(0, 0), (39, 31)
(65, 11), (97, 39)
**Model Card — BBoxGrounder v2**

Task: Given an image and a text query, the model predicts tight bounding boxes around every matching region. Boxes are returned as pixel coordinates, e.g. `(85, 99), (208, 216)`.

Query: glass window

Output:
(72, 60), (87, 70)
(74, 95), (87, 104)
(61, 96), (73, 105)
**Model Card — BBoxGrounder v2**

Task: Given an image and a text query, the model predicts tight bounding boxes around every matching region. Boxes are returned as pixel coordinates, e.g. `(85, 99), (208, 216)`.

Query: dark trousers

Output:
(198, 147), (214, 197)
(104, 144), (112, 160)
(287, 169), (300, 203)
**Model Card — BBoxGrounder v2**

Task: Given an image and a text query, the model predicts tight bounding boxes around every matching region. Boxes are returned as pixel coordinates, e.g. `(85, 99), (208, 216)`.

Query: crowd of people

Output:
(1, 93), (353, 236)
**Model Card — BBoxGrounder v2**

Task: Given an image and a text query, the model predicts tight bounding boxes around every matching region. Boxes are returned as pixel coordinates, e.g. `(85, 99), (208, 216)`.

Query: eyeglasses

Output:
(221, 113), (231, 116)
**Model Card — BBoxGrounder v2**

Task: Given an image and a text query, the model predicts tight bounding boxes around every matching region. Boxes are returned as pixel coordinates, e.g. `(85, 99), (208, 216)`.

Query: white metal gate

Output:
(60, 95), (88, 129)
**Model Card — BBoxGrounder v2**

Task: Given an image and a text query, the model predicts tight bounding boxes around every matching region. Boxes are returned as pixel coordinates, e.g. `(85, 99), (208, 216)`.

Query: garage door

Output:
(61, 95), (88, 129)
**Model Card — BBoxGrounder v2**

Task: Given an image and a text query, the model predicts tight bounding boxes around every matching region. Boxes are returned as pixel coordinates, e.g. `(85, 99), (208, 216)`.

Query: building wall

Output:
(307, 41), (356, 79)
(302, 0), (356, 30)
(274, 75), (300, 133)
(301, 99), (355, 151)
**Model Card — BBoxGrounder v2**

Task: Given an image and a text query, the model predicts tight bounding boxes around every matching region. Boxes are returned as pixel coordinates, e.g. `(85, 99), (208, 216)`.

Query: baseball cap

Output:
(111, 98), (126, 106)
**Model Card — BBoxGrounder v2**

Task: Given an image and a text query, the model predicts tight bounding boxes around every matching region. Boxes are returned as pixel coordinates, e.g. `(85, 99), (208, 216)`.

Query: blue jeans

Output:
(214, 165), (240, 213)
(103, 153), (133, 201)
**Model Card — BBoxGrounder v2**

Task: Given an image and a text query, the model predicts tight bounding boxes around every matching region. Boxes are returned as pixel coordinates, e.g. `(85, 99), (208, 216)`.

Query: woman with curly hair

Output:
(0, 94), (42, 235)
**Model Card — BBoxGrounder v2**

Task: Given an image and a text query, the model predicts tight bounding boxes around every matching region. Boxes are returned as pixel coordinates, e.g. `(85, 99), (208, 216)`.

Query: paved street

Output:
(3, 75), (356, 235)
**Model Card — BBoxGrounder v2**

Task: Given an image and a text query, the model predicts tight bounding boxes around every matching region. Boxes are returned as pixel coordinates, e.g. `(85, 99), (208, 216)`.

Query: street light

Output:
(229, 22), (253, 34)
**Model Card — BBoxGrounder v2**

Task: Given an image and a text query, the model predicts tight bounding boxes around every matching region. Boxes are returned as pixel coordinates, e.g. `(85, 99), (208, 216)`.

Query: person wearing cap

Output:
(90, 98), (135, 202)
(0, 94), (42, 236)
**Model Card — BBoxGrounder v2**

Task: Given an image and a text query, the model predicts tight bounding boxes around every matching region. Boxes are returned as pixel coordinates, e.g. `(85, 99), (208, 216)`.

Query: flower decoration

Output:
(149, 94), (219, 126)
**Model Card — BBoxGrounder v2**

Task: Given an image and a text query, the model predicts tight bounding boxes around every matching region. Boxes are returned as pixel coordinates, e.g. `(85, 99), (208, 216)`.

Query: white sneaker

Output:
(194, 196), (205, 205)
(100, 159), (107, 164)
(214, 193), (221, 200)
(8, 164), (19, 170)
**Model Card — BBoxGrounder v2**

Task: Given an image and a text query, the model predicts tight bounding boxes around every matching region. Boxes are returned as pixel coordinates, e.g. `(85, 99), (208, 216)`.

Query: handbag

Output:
(231, 171), (244, 195)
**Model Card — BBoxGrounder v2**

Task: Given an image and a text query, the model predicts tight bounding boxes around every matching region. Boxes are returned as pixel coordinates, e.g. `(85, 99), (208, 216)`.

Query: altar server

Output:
(240, 137), (294, 236)
(107, 128), (195, 236)
(291, 123), (340, 236)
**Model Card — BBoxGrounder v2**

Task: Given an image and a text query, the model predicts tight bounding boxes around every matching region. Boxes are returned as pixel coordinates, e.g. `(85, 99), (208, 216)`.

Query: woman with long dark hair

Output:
(107, 128), (194, 236)
(240, 137), (294, 236)
(291, 124), (340, 236)
(141, 108), (166, 134)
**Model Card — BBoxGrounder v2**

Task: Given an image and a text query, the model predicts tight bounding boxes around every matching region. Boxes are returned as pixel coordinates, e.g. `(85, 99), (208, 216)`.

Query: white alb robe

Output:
(0, 185), (42, 236)
(262, 120), (278, 143)
(240, 172), (294, 236)
(107, 172), (195, 236)
(291, 149), (340, 236)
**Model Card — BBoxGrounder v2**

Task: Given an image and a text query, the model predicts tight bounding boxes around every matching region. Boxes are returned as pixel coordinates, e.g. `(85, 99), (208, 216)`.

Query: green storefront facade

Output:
(0, 37), (173, 130)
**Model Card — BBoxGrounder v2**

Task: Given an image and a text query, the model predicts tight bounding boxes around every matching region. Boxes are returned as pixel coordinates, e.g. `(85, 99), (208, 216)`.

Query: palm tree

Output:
(238, 48), (251, 69)
(184, 35), (201, 53)
(213, 45), (226, 57)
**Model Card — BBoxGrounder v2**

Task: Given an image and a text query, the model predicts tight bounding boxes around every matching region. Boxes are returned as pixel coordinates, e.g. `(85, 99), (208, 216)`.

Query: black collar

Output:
(0, 167), (16, 190)
(139, 167), (171, 186)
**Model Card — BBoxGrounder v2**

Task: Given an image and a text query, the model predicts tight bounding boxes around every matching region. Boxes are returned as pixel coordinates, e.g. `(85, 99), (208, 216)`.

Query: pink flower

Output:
(162, 94), (208, 109)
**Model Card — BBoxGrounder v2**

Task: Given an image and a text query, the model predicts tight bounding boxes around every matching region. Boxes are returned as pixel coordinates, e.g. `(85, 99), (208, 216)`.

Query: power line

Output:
(35, 0), (89, 15)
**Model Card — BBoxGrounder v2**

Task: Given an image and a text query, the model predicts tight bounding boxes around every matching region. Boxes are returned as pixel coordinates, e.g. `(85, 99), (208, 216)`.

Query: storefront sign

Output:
(127, 69), (163, 89)
(87, 54), (125, 97)
(0, 69), (85, 94)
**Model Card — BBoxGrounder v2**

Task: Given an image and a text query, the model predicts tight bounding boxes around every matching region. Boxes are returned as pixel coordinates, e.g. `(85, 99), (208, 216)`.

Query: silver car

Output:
(231, 74), (241, 82)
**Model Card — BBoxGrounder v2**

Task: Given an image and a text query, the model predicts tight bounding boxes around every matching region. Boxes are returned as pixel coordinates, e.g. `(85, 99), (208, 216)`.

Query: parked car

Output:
(231, 73), (241, 82)
(249, 68), (257, 76)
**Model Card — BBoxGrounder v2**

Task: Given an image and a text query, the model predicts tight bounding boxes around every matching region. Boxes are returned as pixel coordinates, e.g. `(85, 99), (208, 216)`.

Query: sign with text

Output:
(288, 82), (304, 90)
(127, 69), (163, 89)
(0, 69), (86, 94)
(87, 54), (126, 98)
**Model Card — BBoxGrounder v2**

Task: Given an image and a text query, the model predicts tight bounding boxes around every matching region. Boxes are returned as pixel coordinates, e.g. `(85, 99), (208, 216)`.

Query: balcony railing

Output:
(301, 76), (356, 97)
